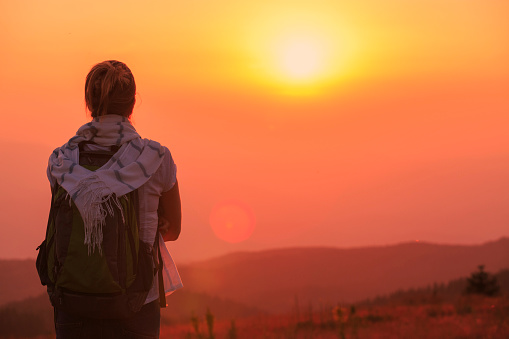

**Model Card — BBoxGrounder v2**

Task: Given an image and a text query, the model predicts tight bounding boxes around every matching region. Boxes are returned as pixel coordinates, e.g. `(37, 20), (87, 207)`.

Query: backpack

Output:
(36, 142), (165, 319)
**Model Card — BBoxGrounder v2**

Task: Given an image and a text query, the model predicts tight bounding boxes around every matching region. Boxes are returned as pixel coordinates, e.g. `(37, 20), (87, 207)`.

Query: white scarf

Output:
(47, 115), (166, 254)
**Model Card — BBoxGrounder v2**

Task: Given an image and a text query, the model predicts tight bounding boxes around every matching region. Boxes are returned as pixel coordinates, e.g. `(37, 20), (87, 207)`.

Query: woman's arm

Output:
(158, 180), (181, 241)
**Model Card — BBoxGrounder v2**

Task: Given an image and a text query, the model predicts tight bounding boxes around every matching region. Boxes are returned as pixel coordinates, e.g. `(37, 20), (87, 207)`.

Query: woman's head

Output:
(85, 60), (136, 118)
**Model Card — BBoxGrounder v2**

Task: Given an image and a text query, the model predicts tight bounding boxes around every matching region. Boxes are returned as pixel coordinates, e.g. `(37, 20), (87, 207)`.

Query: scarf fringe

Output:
(70, 175), (126, 255)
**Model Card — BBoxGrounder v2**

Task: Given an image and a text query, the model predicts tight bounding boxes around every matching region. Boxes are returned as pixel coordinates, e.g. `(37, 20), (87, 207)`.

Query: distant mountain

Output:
(0, 259), (45, 305)
(358, 268), (509, 306)
(178, 237), (509, 313)
(0, 293), (54, 338)
(2, 238), (508, 315)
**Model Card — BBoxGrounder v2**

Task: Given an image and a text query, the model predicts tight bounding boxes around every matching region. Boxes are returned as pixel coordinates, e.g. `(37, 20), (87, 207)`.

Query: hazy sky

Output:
(1, 0), (508, 263)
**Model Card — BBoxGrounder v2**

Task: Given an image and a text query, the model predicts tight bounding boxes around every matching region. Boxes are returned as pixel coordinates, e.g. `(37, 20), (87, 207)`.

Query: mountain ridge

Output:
(183, 236), (509, 267)
(177, 237), (509, 313)
(1, 237), (508, 313)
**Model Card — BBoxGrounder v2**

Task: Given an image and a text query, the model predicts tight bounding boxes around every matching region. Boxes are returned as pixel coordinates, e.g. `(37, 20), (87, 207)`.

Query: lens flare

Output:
(209, 200), (256, 243)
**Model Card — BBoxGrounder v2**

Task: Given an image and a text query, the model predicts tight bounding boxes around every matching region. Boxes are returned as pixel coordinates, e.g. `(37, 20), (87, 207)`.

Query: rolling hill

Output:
(0, 259), (45, 305)
(178, 237), (509, 313)
(2, 237), (508, 315)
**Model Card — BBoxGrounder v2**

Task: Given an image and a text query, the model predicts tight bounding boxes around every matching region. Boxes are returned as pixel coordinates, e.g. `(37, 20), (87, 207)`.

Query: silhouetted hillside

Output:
(0, 293), (53, 338)
(359, 268), (509, 306)
(178, 237), (509, 313)
(0, 289), (262, 337)
(161, 289), (264, 324)
(0, 259), (45, 306)
(2, 238), (508, 315)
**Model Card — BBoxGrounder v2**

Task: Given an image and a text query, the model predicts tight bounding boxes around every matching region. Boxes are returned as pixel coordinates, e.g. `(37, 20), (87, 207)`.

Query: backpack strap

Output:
(35, 182), (60, 287)
(157, 239), (167, 308)
(45, 183), (59, 240)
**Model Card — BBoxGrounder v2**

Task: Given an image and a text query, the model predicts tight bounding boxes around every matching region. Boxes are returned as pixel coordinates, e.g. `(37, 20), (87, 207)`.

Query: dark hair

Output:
(85, 60), (136, 118)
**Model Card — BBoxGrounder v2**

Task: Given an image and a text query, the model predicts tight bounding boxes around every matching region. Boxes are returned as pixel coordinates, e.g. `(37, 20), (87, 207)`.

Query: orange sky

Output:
(1, 0), (508, 263)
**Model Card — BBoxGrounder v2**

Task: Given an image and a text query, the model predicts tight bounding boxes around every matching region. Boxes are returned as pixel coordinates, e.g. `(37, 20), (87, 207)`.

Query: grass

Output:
(161, 295), (509, 339)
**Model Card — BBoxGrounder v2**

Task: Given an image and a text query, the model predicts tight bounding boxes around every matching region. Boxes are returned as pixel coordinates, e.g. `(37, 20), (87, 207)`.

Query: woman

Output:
(47, 60), (182, 338)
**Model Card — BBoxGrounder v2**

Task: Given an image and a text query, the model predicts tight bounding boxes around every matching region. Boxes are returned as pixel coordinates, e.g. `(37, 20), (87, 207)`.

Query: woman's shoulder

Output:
(139, 138), (172, 153)
(140, 139), (175, 169)
(144, 142), (177, 192)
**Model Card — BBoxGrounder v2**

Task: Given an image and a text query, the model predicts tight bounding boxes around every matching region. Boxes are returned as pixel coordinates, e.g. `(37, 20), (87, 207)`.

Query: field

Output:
(161, 296), (509, 339)
(0, 295), (506, 338)
(1, 260), (507, 338)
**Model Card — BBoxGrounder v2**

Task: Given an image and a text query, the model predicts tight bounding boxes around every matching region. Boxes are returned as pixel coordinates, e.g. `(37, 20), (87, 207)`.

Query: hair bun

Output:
(85, 60), (136, 118)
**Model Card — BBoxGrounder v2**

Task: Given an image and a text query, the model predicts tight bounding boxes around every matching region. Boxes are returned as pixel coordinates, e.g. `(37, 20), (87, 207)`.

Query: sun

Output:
(276, 36), (325, 81)
(268, 30), (333, 89)
(242, 8), (358, 96)
(209, 200), (256, 243)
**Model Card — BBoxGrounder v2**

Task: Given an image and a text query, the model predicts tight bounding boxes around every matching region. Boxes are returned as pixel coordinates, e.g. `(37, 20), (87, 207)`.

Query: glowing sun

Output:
(243, 10), (357, 95)
(276, 37), (325, 81)
(209, 200), (256, 243)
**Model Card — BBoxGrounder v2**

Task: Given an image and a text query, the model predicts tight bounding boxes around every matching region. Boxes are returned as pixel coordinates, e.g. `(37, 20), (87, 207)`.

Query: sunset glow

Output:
(0, 0), (508, 263)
